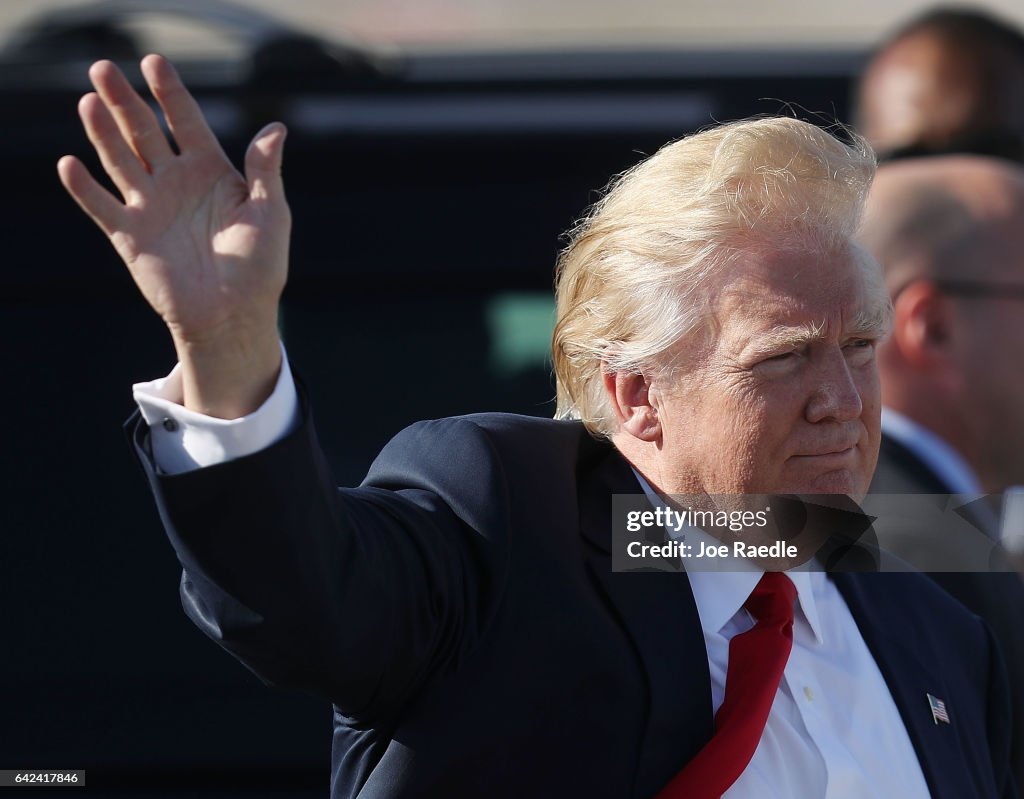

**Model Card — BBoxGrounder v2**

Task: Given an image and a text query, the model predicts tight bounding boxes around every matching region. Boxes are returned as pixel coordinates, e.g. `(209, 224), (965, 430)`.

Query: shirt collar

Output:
(630, 468), (825, 645)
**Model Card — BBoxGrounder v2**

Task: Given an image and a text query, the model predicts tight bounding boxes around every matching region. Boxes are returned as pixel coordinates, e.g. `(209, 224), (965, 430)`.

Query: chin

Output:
(778, 468), (867, 497)
(804, 472), (866, 496)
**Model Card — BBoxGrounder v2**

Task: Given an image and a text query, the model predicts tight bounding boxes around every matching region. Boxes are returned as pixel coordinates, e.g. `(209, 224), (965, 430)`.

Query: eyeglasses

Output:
(892, 279), (1024, 302)
(932, 280), (1024, 301)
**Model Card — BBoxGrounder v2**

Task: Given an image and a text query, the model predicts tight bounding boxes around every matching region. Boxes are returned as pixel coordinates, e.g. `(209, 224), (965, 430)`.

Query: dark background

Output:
(1, 14), (864, 795)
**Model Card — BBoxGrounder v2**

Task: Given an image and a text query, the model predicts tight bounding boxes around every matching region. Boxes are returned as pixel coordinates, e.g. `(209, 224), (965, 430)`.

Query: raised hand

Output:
(58, 55), (289, 418)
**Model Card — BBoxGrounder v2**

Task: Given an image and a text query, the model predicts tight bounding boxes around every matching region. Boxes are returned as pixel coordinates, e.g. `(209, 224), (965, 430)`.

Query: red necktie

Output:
(656, 571), (797, 799)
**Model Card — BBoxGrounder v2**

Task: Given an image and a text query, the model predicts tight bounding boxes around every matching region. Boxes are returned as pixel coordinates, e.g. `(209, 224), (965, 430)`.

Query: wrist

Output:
(172, 317), (282, 419)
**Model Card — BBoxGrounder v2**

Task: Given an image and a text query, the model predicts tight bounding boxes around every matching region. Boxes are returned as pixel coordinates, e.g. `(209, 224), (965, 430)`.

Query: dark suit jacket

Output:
(132, 403), (1015, 798)
(871, 432), (1024, 791)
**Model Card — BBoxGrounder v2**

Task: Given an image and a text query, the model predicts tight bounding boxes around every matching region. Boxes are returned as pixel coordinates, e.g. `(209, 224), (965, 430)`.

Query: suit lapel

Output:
(576, 444), (713, 798)
(573, 438), (976, 797)
(833, 573), (975, 799)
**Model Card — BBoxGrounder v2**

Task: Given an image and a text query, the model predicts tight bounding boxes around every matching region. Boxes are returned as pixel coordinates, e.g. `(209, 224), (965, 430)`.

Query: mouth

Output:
(800, 445), (856, 457)
(790, 445), (858, 464)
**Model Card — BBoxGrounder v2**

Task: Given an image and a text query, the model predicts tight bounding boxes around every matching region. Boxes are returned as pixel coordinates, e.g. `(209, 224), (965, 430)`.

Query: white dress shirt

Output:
(627, 479), (933, 798)
(135, 351), (933, 797)
(689, 556), (933, 797)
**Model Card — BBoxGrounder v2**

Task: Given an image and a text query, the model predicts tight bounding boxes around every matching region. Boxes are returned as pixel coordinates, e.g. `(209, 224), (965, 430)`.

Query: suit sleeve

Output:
(129, 391), (511, 722)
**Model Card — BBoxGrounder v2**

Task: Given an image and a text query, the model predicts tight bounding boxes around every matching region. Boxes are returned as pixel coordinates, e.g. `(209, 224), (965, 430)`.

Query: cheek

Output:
(669, 372), (808, 481)
(713, 380), (776, 443)
(717, 393), (784, 475)
(988, 321), (1024, 369)
(740, 380), (809, 432)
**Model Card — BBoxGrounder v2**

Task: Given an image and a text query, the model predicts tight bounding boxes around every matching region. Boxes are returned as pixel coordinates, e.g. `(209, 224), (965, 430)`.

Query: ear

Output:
(601, 365), (662, 442)
(889, 280), (954, 368)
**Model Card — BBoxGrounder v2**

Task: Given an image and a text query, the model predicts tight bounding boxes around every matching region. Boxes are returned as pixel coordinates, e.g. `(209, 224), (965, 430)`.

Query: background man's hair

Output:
(874, 6), (1024, 60)
(855, 6), (1024, 162)
(860, 156), (1024, 289)
(551, 116), (876, 437)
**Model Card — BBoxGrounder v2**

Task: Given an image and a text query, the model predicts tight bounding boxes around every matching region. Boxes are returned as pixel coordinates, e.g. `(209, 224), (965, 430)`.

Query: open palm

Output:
(58, 55), (290, 343)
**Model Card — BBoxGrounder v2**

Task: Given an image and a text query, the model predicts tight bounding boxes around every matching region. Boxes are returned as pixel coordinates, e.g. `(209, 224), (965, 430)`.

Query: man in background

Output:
(860, 154), (1024, 786)
(855, 7), (1024, 163)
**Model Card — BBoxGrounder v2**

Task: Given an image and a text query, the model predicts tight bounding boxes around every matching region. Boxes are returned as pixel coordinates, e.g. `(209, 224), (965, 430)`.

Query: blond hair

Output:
(552, 116), (876, 436)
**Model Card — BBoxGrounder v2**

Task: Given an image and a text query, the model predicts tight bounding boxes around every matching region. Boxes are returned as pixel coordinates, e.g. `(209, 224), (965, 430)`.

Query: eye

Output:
(752, 350), (799, 373)
(844, 338), (877, 362)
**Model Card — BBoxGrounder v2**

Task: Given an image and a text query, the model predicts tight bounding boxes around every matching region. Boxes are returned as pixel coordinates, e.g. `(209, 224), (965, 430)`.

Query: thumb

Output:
(245, 122), (287, 204)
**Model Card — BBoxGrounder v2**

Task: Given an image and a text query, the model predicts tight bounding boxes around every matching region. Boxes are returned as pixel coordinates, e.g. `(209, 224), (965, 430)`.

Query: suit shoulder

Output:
(377, 413), (595, 467)
(362, 412), (605, 494)
(870, 433), (950, 494)
(409, 412), (589, 442)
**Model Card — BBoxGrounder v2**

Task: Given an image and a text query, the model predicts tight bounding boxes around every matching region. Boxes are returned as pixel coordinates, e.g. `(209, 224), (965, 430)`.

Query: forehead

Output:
(711, 246), (878, 339)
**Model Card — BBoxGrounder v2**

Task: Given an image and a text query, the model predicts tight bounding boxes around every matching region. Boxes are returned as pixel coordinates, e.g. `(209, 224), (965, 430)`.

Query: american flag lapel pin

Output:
(927, 693), (950, 725)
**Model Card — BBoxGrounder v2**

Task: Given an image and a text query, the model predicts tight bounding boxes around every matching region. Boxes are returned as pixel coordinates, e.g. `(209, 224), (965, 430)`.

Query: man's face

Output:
(650, 245), (886, 498)
(954, 247), (1024, 490)
(858, 32), (1024, 157)
(858, 32), (987, 154)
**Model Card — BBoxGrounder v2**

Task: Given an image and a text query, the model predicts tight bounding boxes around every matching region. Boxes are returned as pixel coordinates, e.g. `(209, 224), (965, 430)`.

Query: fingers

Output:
(140, 54), (226, 158)
(245, 123), (288, 205)
(78, 92), (151, 203)
(89, 59), (174, 171)
(56, 155), (126, 235)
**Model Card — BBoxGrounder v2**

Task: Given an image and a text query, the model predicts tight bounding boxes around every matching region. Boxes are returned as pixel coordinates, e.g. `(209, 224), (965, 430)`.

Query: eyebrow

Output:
(744, 303), (892, 358)
(745, 324), (825, 357)
(852, 302), (893, 340)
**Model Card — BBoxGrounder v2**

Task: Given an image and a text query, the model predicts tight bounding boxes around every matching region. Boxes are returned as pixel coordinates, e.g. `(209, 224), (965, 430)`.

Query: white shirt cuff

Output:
(132, 342), (300, 475)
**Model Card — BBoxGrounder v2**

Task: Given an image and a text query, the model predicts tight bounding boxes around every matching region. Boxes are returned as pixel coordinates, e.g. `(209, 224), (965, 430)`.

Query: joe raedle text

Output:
(611, 493), (800, 572)
(626, 538), (797, 560)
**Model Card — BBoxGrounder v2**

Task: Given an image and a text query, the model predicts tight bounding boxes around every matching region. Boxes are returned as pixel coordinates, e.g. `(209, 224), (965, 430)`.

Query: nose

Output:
(805, 349), (864, 423)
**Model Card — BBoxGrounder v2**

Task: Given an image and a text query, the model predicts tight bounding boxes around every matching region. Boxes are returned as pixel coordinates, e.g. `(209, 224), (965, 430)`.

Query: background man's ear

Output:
(890, 280), (954, 368)
(601, 367), (662, 441)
